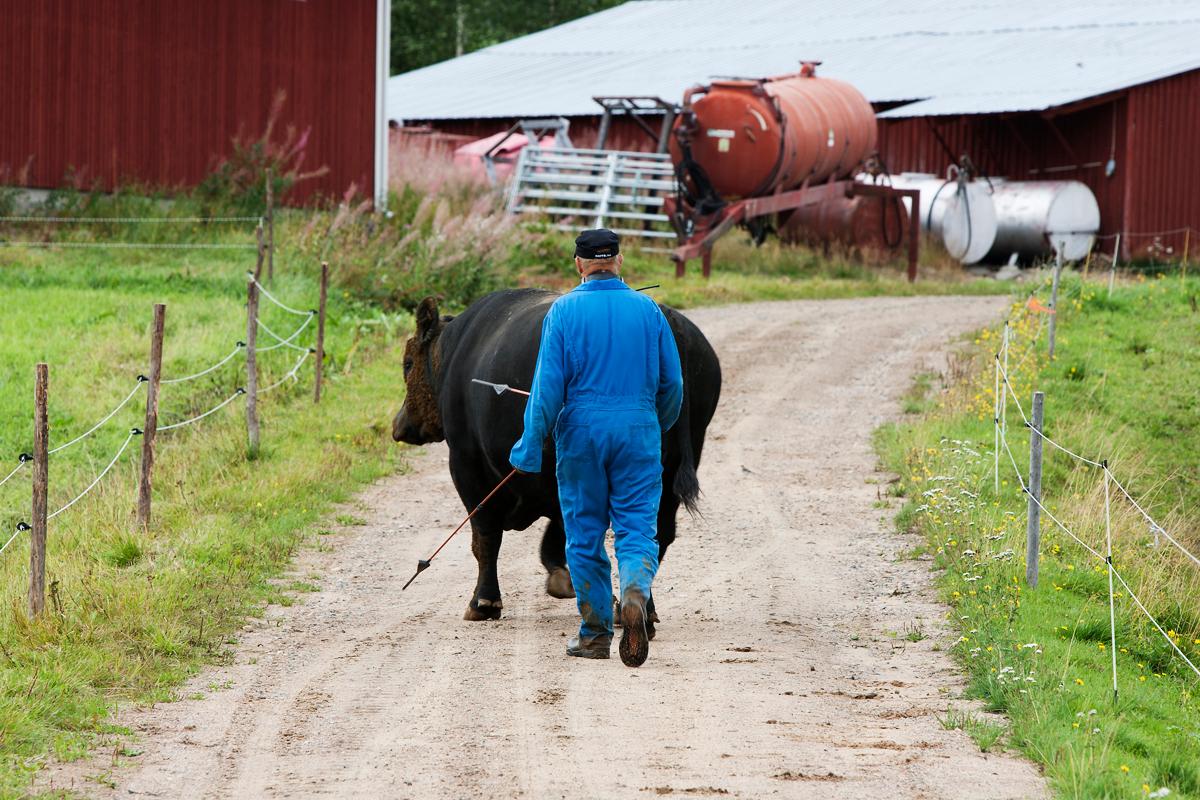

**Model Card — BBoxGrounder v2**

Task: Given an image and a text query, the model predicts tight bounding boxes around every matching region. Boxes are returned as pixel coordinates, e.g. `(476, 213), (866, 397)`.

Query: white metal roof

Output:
(387, 0), (1200, 122)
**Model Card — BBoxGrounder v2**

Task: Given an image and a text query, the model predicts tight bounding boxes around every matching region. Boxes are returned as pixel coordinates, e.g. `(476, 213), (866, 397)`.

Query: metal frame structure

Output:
(593, 96), (678, 154)
(482, 118), (575, 184)
(671, 181), (921, 280)
(506, 146), (677, 241)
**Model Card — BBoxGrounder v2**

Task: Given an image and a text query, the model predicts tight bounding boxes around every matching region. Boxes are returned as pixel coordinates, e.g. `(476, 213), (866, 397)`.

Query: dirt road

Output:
(42, 295), (1047, 799)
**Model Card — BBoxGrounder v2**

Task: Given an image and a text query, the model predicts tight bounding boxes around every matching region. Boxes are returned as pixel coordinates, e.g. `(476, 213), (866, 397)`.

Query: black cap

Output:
(574, 229), (620, 260)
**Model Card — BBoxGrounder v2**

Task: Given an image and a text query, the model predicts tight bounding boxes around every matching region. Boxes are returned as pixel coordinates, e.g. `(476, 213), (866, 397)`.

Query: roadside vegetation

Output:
(876, 272), (1200, 799)
(0, 243), (409, 798)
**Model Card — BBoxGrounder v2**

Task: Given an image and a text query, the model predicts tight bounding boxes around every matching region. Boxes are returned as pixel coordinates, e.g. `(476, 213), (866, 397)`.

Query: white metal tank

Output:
(866, 172), (998, 264)
(985, 180), (1100, 262)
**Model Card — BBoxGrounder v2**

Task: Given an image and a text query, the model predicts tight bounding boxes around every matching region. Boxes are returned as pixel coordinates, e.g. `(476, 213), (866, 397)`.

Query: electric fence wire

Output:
(48, 380), (145, 456)
(0, 458), (28, 490)
(0, 525), (21, 556)
(256, 314), (313, 353)
(0, 215), (259, 224)
(1094, 226), (1194, 241)
(997, 428), (1104, 561)
(1111, 567), (1200, 680)
(47, 430), (137, 521)
(248, 272), (313, 316)
(259, 351), (312, 395)
(158, 388), (245, 432)
(161, 343), (245, 385)
(997, 360), (1105, 467)
(1107, 471), (1200, 569)
(998, 360), (1199, 566)
(0, 241), (258, 250)
(995, 403), (1200, 684)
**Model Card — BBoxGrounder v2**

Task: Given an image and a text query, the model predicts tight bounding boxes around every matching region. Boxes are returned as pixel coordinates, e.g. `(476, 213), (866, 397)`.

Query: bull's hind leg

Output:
(464, 520), (504, 621)
(540, 516), (574, 599)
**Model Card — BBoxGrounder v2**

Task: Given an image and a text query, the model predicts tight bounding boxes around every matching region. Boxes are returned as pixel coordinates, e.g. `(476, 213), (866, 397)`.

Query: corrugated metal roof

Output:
(387, 0), (1200, 121)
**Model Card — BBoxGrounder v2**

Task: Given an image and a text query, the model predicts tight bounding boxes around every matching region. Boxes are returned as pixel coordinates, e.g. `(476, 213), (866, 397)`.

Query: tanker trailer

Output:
(984, 180), (1100, 263)
(668, 62), (919, 279)
(878, 171), (999, 265)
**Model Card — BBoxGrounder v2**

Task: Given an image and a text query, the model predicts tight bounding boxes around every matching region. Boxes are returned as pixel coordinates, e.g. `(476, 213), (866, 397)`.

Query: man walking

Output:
(509, 229), (684, 667)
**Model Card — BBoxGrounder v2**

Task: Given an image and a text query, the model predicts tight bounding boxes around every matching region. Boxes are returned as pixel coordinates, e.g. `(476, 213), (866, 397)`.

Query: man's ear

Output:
(575, 256), (584, 275)
(615, 253), (624, 270)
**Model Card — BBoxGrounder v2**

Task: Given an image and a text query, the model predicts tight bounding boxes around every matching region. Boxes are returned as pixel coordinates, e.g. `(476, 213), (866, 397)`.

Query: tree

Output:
(391, 0), (625, 75)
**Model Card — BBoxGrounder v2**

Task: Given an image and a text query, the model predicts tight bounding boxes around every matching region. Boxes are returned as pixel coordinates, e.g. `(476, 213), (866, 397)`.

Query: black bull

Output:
(392, 289), (722, 623)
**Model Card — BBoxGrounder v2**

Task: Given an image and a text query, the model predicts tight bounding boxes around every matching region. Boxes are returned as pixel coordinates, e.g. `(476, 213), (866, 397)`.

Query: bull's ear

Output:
(416, 297), (441, 342)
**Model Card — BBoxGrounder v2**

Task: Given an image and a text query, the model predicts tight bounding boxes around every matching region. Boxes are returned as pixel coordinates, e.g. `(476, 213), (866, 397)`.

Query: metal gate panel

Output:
(507, 147), (679, 241)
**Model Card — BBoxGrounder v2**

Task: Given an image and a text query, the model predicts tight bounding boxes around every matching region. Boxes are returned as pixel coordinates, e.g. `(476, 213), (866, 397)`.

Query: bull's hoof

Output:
(464, 598), (503, 621)
(545, 567), (574, 599)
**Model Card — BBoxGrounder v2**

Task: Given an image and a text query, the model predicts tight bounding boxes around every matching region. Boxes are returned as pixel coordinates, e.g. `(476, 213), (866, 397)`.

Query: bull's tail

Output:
(672, 369), (702, 517)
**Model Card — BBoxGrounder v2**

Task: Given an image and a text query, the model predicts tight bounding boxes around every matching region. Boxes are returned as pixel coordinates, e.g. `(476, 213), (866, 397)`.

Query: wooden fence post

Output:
(137, 303), (165, 529)
(253, 221), (265, 281)
(246, 278), (260, 457)
(1182, 228), (1190, 287)
(29, 363), (49, 617)
(1047, 250), (1063, 359)
(1108, 233), (1120, 297)
(314, 261), (328, 403)
(266, 169), (275, 285)
(1025, 391), (1045, 588)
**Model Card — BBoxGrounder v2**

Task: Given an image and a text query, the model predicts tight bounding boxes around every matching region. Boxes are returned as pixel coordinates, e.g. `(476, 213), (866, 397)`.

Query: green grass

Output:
(513, 232), (1010, 309)
(0, 242), (412, 798)
(941, 707), (1008, 753)
(876, 272), (1200, 799)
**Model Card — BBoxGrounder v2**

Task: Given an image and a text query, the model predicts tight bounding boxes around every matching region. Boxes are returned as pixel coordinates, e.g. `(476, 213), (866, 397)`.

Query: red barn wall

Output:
(0, 0), (377, 202)
(877, 99), (1130, 242)
(878, 68), (1200, 258)
(1123, 69), (1200, 257)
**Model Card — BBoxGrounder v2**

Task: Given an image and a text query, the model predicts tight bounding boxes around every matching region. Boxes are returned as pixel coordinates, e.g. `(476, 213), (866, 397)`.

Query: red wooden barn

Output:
(1, 0), (390, 205)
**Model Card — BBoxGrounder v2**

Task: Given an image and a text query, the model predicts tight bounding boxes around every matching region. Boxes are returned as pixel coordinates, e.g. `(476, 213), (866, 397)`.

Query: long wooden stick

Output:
(402, 468), (519, 590)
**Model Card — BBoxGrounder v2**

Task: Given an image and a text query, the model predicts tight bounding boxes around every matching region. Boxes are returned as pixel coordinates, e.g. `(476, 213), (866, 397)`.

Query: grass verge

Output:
(876, 272), (1200, 799)
(0, 245), (411, 798)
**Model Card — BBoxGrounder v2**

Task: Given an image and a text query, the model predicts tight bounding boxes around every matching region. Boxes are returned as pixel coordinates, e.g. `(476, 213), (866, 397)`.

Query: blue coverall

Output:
(509, 276), (684, 641)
